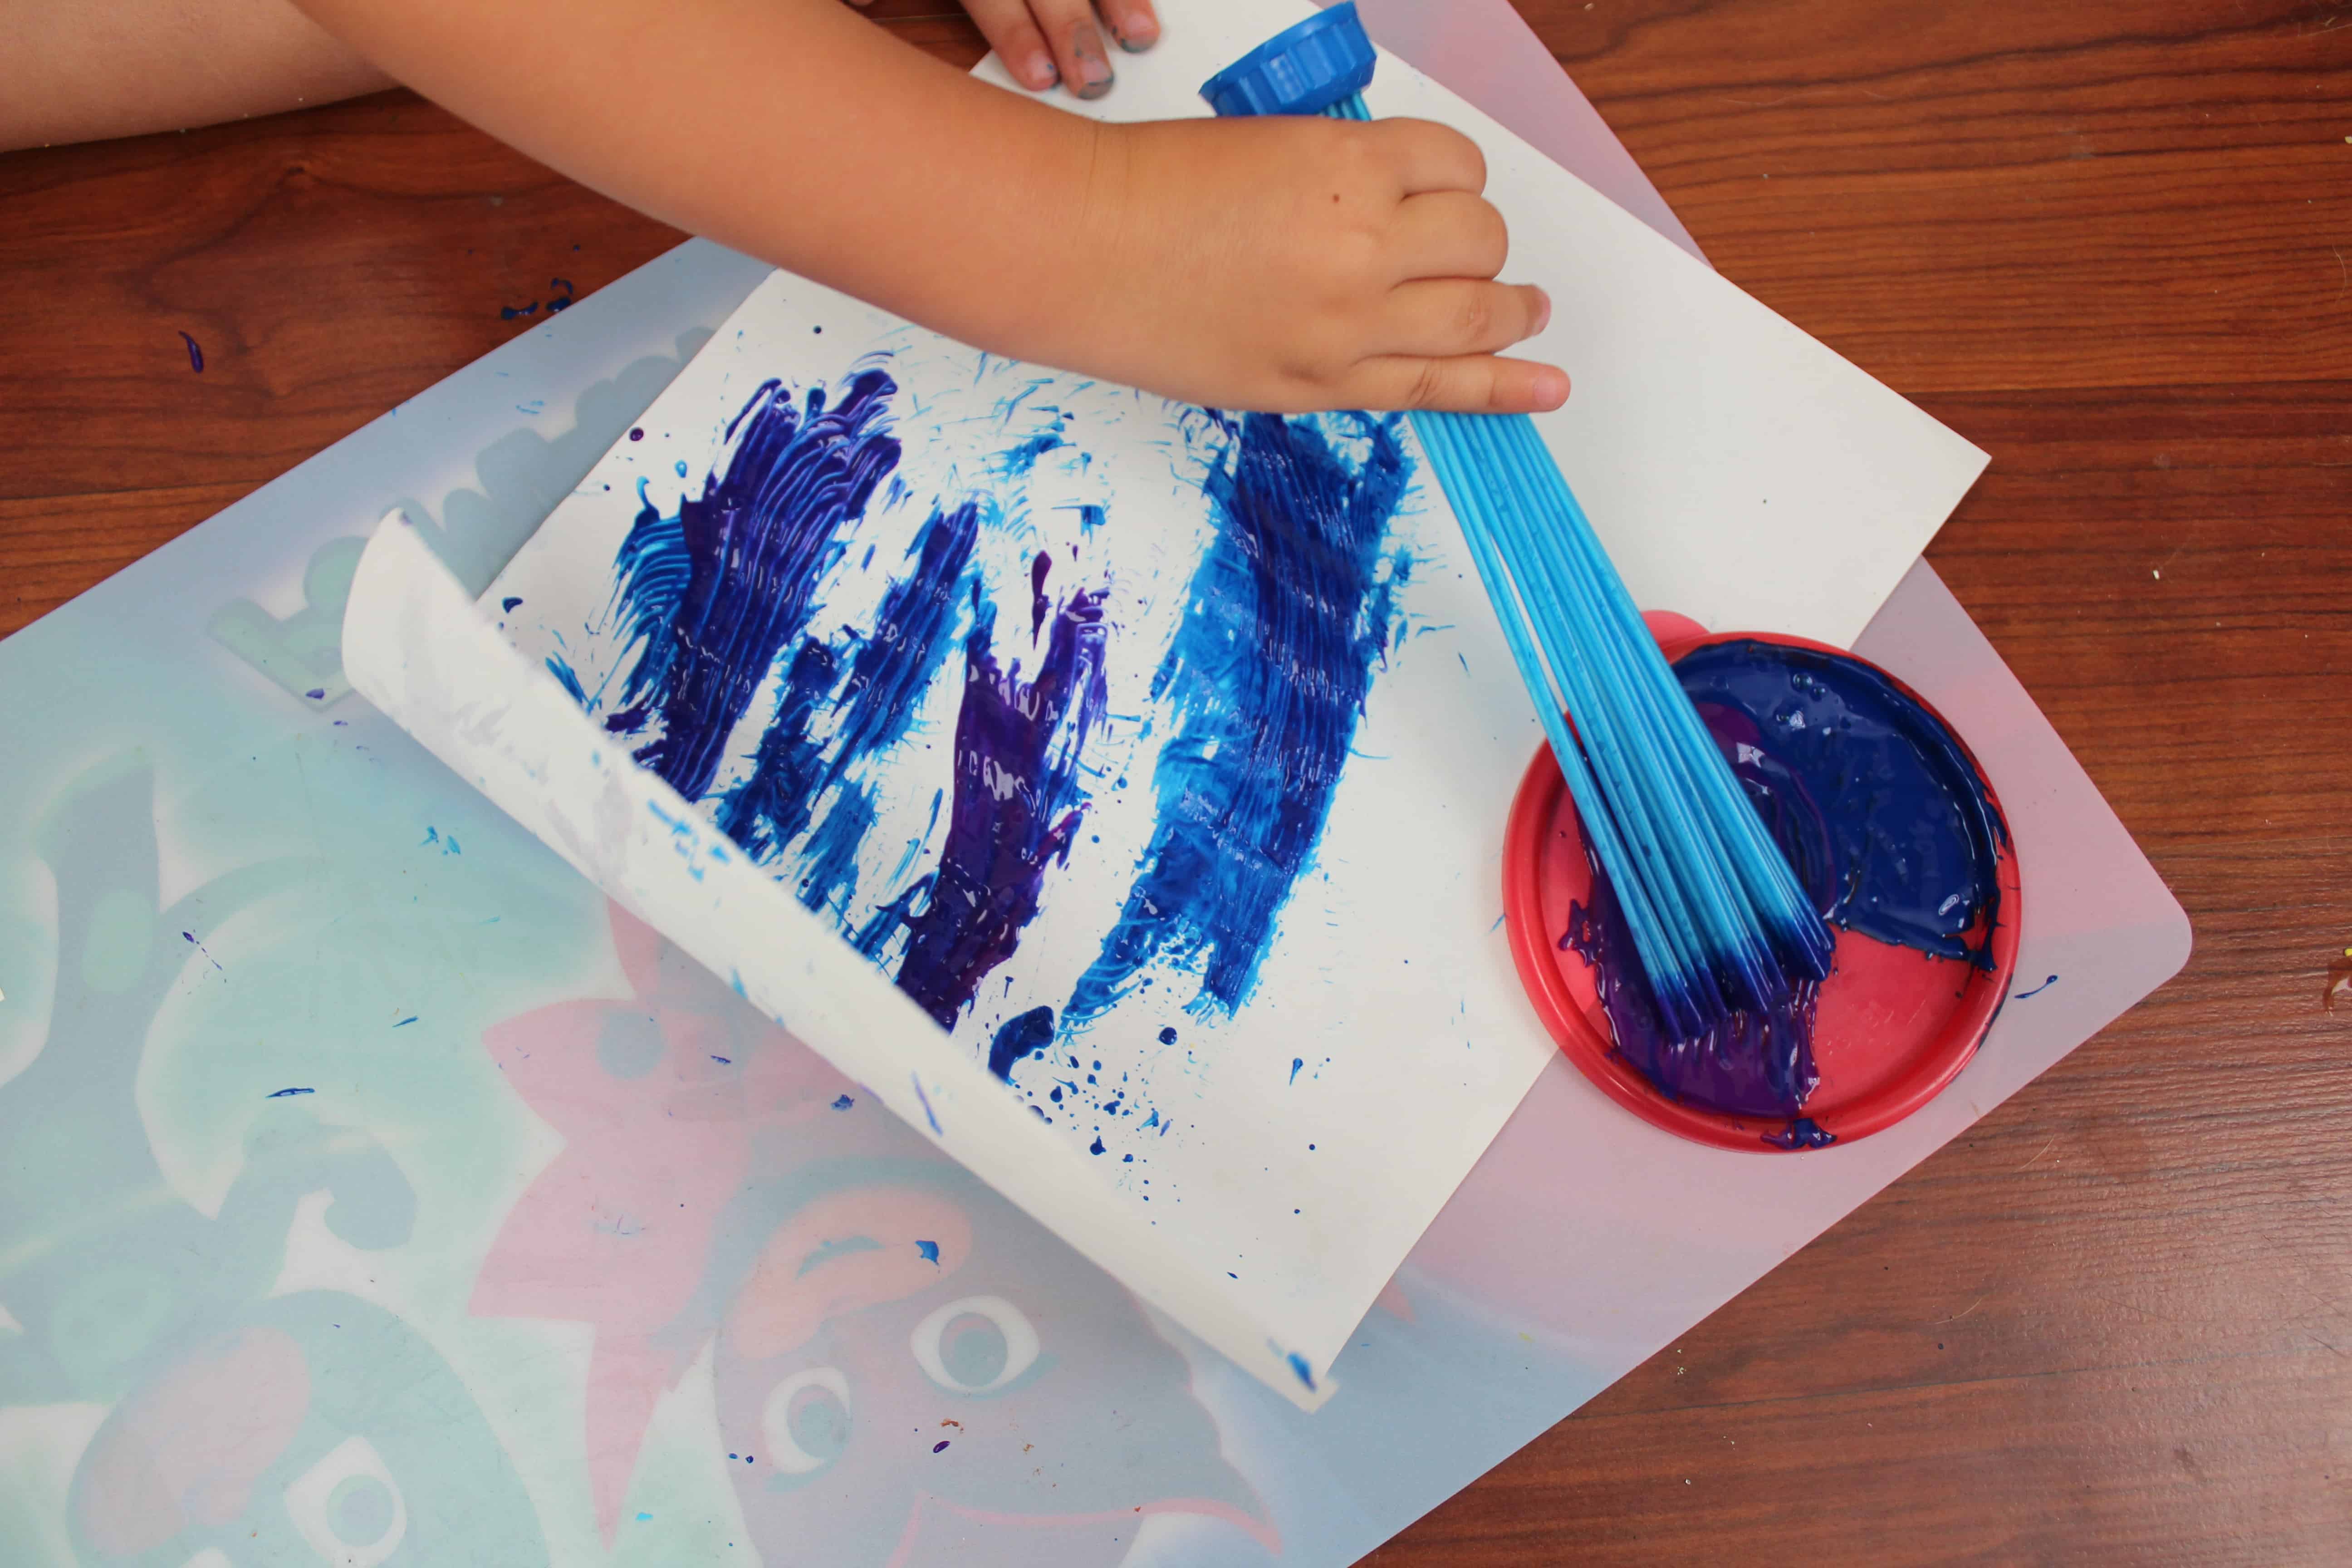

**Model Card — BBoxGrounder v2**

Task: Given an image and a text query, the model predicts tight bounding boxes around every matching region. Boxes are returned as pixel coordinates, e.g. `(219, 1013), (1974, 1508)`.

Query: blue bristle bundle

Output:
(1326, 89), (1837, 1039)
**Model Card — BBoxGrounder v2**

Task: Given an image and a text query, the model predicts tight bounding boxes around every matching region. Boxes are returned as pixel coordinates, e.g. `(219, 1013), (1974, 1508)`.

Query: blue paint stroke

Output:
(1289, 1057), (1303, 1084)
(911, 1073), (942, 1135)
(987, 1005), (1058, 1081)
(915, 1239), (941, 1265)
(2015, 974), (2059, 1000)
(392, 1016), (418, 1029)
(715, 500), (981, 865)
(1067, 412), (1411, 1023)
(546, 654), (589, 707)
(887, 585), (1108, 1030)
(606, 370), (902, 799)
(1568, 639), (2008, 1137)
(1287, 1352), (1316, 1391)
(267, 1087), (315, 1098)
(177, 331), (204, 372)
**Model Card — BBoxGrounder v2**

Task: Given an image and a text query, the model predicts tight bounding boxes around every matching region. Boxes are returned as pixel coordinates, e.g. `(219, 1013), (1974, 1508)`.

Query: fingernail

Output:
(1025, 51), (1058, 88)
(1530, 288), (1553, 337)
(1072, 26), (1115, 97)
(1112, 8), (1160, 51)
(1531, 367), (1571, 409)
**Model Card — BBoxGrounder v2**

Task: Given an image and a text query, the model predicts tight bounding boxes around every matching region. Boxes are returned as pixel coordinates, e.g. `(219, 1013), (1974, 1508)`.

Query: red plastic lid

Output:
(1501, 623), (2023, 1153)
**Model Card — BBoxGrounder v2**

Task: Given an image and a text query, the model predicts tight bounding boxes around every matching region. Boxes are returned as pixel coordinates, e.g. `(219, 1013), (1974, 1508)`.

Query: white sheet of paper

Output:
(343, 0), (1986, 1410)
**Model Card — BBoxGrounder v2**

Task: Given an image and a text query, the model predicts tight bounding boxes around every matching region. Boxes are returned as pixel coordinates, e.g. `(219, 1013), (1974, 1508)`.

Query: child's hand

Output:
(851, 0), (1160, 99)
(1044, 114), (1564, 415)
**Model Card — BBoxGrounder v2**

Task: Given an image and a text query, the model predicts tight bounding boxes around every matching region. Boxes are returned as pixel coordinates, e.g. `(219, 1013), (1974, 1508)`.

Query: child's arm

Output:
(288, 0), (1565, 414)
(1, 0), (390, 150)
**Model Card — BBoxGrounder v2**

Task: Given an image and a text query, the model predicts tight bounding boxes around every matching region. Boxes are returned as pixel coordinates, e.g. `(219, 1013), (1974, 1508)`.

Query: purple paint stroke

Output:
(177, 332), (204, 372)
(885, 584), (1109, 1031)
(606, 369), (902, 800)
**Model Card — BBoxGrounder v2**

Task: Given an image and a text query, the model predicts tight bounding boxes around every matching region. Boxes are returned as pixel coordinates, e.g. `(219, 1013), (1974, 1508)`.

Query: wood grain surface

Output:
(5, 2), (2349, 1563)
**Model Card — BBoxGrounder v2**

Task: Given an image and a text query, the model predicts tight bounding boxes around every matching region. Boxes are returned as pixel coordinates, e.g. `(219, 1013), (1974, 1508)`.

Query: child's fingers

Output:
(1097, 0), (1160, 53)
(1358, 118), (1488, 196)
(1387, 191), (1510, 283)
(1376, 281), (1551, 360)
(1347, 353), (1572, 415)
(1025, 0), (1119, 99)
(964, 0), (1059, 90)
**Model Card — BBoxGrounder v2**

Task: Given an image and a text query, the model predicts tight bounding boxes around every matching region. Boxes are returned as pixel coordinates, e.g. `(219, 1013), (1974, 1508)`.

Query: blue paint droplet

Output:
(2014, 973), (2059, 1000)
(988, 1005), (1057, 1080)
(1288, 1352), (1316, 1390)
(267, 1087), (314, 1098)
(831, 1093), (854, 1110)
(629, 427), (644, 441)
(932, 1440), (951, 1453)
(915, 1239), (940, 1264)
(503, 596), (524, 612)
(1089, 1136), (1107, 1156)
(1289, 1057), (1303, 1084)
(177, 331), (204, 372)
(675, 459), (689, 477)
(1158, 1026), (1178, 1045)
(305, 688), (326, 701)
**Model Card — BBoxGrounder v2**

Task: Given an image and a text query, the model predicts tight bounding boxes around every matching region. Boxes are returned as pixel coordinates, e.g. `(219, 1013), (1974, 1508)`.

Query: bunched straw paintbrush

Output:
(1202, 5), (1836, 1040)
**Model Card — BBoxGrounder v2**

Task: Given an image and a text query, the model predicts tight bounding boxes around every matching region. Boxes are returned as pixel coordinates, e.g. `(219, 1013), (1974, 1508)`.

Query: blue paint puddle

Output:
(1068, 412), (1412, 1023)
(1567, 640), (2008, 1136)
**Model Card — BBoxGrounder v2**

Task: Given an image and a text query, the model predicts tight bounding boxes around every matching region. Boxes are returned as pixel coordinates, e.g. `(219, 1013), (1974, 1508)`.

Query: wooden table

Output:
(5, 2), (2348, 1561)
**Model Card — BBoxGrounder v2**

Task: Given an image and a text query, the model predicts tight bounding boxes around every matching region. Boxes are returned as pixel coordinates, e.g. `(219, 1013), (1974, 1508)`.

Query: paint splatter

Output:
(915, 1239), (940, 1264)
(887, 585), (1108, 1030)
(830, 1093), (854, 1110)
(606, 371), (903, 799)
(932, 1440), (951, 1453)
(1068, 412), (1412, 1023)
(266, 1087), (314, 1098)
(1286, 1352), (1316, 1391)
(502, 596), (524, 612)
(911, 1073), (942, 1135)
(392, 1016), (419, 1029)
(2014, 974), (2059, 1000)
(177, 332), (204, 372)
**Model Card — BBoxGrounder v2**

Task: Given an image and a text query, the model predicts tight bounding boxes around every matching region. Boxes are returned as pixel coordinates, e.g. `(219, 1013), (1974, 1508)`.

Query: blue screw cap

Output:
(1199, 2), (1377, 118)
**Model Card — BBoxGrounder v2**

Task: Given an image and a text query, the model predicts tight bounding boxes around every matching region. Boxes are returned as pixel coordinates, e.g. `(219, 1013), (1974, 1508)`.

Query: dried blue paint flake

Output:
(267, 1087), (315, 1098)
(1089, 1136), (1106, 1155)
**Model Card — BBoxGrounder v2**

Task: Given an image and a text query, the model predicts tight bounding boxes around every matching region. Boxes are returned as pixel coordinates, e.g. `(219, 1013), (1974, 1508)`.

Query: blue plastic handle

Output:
(1198, 2), (1377, 118)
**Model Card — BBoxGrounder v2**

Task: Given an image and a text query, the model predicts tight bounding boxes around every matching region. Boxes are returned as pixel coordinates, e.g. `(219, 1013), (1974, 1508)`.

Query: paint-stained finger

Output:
(962, 0), (1059, 90)
(1360, 117), (1487, 196)
(1351, 353), (1571, 415)
(1097, 0), (1160, 53)
(1376, 281), (1551, 360)
(1027, 0), (1118, 99)
(1388, 191), (1511, 281)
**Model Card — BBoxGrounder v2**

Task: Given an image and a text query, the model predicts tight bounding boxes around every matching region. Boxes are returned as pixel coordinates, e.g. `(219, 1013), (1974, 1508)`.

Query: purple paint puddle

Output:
(1067, 412), (1411, 1024)
(1568, 639), (2007, 1142)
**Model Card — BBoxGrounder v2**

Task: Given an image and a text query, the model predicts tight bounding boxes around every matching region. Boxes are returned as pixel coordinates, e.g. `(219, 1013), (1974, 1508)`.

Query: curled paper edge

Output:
(342, 508), (1339, 1410)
